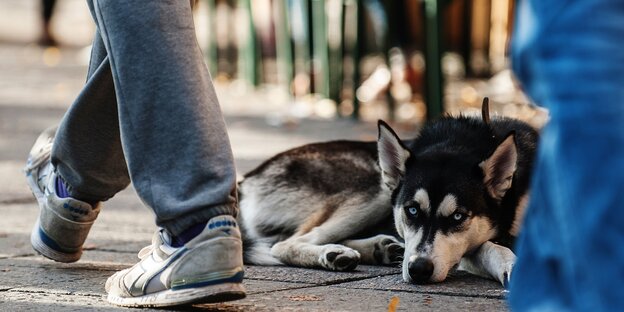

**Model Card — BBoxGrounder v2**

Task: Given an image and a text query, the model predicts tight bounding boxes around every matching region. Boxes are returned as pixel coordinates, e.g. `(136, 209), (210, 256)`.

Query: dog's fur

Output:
(238, 99), (538, 286)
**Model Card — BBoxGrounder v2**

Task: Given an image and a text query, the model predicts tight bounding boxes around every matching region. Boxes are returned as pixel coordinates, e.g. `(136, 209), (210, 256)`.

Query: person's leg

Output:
(54, 0), (237, 235)
(26, 26), (122, 263)
(509, 1), (624, 310)
(27, 0), (244, 305)
(85, 0), (244, 306)
(52, 29), (130, 203)
(87, 0), (237, 236)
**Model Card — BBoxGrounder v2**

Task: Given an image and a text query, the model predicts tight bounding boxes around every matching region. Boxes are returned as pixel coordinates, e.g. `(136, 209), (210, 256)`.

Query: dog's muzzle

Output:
(408, 258), (434, 283)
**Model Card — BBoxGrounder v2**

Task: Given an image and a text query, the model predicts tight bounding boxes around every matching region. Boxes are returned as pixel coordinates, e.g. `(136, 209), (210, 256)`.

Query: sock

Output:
(55, 175), (71, 198)
(55, 175), (98, 206)
(171, 221), (207, 247)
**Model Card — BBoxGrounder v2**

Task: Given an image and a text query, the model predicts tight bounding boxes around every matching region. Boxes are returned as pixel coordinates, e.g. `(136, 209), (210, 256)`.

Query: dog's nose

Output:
(408, 258), (434, 283)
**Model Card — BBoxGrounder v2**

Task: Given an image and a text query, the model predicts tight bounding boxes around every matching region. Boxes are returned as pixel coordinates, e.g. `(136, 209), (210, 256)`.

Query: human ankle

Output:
(55, 175), (99, 206)
(170, 221), (208, 247)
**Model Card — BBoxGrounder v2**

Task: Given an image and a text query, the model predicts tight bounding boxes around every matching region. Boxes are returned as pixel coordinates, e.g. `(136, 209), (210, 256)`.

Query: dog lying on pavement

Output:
(238, 98), (538, 287)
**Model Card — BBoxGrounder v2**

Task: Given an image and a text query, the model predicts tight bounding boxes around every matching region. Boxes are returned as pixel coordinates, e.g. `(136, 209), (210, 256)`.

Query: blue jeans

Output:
(51, 0), (237, 235)
(509, 1), (624, 311)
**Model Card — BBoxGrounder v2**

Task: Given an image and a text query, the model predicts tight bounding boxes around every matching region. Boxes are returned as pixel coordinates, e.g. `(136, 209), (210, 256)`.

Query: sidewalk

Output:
(0, 0), (514, 305)
(0, 42), (509, 312)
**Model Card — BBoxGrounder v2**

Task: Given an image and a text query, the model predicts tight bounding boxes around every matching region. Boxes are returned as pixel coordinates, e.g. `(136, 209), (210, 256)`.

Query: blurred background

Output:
(0, 0), (548, 132)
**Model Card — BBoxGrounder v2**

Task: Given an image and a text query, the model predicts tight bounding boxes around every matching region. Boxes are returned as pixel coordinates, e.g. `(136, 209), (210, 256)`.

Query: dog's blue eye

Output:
(408, 207), (418, 216)
(452, 212), (465, 222)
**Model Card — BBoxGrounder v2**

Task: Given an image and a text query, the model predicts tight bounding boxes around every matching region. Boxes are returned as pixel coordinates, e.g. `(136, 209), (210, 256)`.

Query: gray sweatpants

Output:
(50, 0), (237, 236)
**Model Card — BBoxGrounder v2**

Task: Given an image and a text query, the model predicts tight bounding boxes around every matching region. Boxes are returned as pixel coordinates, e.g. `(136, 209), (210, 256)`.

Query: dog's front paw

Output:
(458, 241), (515, 288)
(320, 244), (360, 271)
(372, 235), (404, 265)
(491, 246), (515, 288)
(499, 261), (513, 289)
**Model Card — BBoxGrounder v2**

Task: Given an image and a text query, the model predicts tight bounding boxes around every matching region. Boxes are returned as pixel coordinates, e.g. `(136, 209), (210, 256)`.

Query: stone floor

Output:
(0, 1), (510, 309)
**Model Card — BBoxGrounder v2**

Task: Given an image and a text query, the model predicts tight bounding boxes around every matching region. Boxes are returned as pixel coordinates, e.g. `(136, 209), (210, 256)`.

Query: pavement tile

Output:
(243, 279), (315, 295)
(244, 264), (401, 285)
(0, 233), (36, 259)
(0, 256), (323, 312)
(0, 201), (155, 257)
(0, 257), (316, 293)
(0, 161), (32, 201)
(200, 285), (509, 312)
(0, 257), (114, 295)
(0, 291), (124, 312)
(0, 203), (38, 233)
(75, 249), (142, 266)
(334, 270), (508, 299)
(88, 241), (152, 255)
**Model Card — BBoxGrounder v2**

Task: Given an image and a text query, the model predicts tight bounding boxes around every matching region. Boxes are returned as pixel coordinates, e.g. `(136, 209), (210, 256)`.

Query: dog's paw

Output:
(499, 261), (513, 289)
(491, 245), (515, 288)
(372, 235), (404, 265)
(319, 244), (360, 271)
(457, 241), (515, 288)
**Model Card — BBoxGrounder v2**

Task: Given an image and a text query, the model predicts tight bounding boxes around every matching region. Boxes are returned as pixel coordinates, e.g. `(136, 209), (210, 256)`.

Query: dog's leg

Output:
(271, 229), (361, 271)
(269, 191), (392, 271)
(271, 202), (390, 271)
(457, 241), (516, 288)
(341, 235), (404, 265)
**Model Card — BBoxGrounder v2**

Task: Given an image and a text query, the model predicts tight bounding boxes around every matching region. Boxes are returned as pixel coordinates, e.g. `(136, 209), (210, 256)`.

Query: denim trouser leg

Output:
(509, 1), (624, 311)
(51, 0), (237, 236)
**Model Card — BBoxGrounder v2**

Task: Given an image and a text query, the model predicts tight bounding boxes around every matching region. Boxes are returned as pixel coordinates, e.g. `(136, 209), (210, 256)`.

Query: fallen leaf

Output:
(388, 296), (400, 312)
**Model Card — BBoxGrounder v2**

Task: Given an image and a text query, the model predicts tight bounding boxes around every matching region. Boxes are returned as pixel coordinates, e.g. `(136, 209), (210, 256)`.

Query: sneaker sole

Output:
(107, 282), (246, 307)
(30, 219), (82, 263)
(26, 172), (81, 263)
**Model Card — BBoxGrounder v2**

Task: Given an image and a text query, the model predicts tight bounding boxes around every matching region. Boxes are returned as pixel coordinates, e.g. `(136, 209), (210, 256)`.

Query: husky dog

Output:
(238, 99), (538, 287)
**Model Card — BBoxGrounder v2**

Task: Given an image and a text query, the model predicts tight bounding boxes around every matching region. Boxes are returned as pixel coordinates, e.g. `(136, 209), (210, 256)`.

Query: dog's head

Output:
(377, 120), (518, 284)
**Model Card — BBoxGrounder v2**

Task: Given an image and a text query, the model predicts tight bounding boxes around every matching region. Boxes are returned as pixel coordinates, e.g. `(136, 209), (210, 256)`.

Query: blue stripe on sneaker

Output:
(38, 227), (67, 253)
(171, 271), (245, 290)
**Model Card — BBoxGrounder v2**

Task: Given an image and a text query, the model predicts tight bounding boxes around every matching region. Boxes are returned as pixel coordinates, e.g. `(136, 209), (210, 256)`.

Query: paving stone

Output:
(335, 270), (508, 299)
(0, 257), (318, 292)
(0, 201), (154, 257)
(200, 285), (509, 312)
(0, 256), (320, 312)
(0, 258), (115, 295)
(75, 249), (141, 266)
(0, 203), (38, 233)
(0, 233), (36, 259)
(0, 290), (151, 312)
(244, 264), (401, 285)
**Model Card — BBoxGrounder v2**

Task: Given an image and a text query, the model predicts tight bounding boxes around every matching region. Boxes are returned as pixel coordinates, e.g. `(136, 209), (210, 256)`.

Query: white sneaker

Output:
(25, 127), (101, 263)
(105, 215), (246, 307)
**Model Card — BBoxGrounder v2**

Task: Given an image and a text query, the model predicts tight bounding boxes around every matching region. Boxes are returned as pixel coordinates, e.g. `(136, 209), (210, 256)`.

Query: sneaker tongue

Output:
(144, 230), (168, 260)
(152, 230), (179, 260)
(158, 229), (173, 246)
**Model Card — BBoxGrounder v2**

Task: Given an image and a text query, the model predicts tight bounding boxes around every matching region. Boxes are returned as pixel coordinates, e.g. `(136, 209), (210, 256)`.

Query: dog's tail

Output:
(243, 238), (283, 265)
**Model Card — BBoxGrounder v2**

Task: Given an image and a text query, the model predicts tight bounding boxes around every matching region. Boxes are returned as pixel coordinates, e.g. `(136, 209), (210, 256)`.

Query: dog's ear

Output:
(480, 133), (517, 201)
(377, 120), (410, 190)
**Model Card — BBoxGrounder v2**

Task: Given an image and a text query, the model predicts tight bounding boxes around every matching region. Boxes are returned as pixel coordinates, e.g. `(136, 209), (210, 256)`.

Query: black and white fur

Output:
(238, 98), (538, 286)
